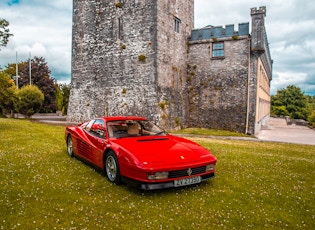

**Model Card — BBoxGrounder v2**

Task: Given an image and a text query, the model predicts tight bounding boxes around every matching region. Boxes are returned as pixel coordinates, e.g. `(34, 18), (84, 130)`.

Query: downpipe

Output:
(245, 37), (251, 135)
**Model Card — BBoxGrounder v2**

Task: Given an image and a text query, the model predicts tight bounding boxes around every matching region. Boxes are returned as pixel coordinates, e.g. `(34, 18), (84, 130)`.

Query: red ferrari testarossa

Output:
(65, 116), (217, 190)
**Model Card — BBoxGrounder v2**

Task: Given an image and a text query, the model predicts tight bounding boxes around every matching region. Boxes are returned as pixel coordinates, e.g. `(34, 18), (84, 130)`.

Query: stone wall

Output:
(155, 0), (193, 128)
(188, 37), (250, 132)
(68, 0), (160, 123)
(68, 0), (194, 127)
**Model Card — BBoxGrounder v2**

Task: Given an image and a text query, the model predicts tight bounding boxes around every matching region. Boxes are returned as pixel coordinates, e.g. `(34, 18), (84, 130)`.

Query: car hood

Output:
(110, 135), (216, 167)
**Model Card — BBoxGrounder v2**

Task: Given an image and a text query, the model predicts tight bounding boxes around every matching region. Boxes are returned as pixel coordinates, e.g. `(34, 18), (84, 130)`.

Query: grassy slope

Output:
(0, 118), (314, 229)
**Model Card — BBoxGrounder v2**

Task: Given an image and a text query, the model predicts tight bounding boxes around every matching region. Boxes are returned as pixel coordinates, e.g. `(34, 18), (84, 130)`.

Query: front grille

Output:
(169, 166), (206, 179)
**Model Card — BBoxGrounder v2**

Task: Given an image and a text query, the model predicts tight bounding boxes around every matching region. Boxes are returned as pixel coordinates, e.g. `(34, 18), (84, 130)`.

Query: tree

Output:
(59, 83), (70, 115)
(4, 57), (56, 113)
(0, 18), (13, 49)
(306, 95), (315, 127)
(309, 111), (315, 127)
(16, 85), (44, 117)
(0, 71), (17, 116)
(271, 85), (309, 120)
(55, 83), (63, 111)
(55, 83), (71, 115)
(270, 104), (289, 117)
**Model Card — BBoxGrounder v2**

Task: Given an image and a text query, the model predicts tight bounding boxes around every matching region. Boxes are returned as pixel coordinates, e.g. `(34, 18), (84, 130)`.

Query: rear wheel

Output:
(67, 135), (74, 157)
(105, 151), (121, 184)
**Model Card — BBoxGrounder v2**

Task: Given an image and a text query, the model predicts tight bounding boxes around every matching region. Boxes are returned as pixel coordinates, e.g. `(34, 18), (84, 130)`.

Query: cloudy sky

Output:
(0, 0), (314, 95)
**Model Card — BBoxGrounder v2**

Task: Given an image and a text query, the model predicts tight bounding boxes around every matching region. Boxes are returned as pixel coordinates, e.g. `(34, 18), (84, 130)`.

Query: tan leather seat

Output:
(127, 123), (139, 135)
(107, 125), (114, 137)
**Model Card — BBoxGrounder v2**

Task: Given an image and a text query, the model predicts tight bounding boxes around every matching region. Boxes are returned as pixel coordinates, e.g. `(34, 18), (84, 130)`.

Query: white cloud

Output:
(0, 0), (72, 82)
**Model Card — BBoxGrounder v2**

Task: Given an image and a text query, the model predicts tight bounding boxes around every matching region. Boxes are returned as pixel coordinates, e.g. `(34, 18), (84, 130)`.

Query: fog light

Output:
(206, 164), (215, 171)
(147, 172), (169, 180)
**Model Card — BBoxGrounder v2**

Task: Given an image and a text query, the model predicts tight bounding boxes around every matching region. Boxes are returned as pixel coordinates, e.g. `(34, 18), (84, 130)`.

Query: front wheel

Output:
(105, 151), (121, 184)
(67, 135), (74, 157)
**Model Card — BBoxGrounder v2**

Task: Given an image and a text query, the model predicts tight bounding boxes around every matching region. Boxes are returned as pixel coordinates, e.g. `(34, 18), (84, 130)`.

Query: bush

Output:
(138, 54), (146, 61)
(16, 85), (44, 117)
(271, 105), (289, 117)
(271, 85), (310, 120)
(0, 71), (17, 116)
(309, 111), (315, 128)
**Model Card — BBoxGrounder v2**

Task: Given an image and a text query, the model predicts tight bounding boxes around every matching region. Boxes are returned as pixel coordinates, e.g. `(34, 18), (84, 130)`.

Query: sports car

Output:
(65, 116), (217, 190)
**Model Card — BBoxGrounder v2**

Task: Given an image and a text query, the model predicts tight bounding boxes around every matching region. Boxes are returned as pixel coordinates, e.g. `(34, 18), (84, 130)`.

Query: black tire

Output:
(67, 135), (74, 157)
(105, 151), (121, 184)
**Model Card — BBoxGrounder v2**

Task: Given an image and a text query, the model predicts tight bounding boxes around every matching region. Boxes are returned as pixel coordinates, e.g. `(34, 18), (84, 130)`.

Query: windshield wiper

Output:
(155, 131), (166, 136)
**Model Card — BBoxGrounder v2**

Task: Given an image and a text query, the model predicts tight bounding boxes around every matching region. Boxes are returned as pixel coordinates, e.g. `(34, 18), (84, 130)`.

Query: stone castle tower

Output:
(68, 1), (272, 135)
(68, 0), (194, 127)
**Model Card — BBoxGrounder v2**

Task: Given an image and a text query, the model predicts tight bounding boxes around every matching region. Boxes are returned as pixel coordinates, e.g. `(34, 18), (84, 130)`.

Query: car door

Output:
(76, 120), (95, 162)
(85, 119), (108, 168)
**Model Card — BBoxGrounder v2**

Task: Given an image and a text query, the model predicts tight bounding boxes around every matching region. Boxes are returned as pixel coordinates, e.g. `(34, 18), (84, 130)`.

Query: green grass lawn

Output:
(170, 127), (253, 137)
(1, 118), (314, 229)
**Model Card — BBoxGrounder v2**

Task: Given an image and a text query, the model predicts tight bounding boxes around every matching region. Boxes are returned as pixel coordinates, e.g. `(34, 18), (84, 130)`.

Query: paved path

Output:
(257, 117), (315, 145)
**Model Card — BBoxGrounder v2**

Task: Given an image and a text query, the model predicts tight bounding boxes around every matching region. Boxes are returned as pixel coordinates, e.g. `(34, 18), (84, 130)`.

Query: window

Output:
(94, 119), (104, 127)
(174, 17), (181, 33)
(117, 18), (122, 40)
(84, 120), (95, 132)
(84, 119), (105, 138)
(212, 42), (224, 58)
(106, 119), (165, 138)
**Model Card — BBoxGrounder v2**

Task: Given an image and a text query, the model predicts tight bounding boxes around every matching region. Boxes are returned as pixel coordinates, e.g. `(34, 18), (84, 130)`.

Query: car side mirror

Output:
(91, 124), (104, 130)
(91, 124), (106, 137)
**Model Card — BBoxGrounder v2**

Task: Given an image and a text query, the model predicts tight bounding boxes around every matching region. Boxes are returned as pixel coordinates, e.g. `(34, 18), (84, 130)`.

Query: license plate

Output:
(174, 176), (201, 187)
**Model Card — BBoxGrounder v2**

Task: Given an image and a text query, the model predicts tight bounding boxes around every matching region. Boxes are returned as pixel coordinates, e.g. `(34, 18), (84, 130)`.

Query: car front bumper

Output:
(122, 172), (215, 190)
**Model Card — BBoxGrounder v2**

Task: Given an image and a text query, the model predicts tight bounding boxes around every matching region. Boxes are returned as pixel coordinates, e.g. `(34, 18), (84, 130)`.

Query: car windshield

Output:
(106, 119), (166, 138)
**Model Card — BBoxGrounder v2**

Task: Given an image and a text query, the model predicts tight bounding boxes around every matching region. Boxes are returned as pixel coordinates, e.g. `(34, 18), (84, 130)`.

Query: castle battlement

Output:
(190, 23), (249, 41)
(251, 6), (266, 16)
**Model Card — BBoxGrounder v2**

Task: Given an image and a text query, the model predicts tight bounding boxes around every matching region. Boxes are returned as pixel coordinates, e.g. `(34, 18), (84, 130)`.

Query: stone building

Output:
(68, 0), (272, 135)
(187, 6), (272, 134)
